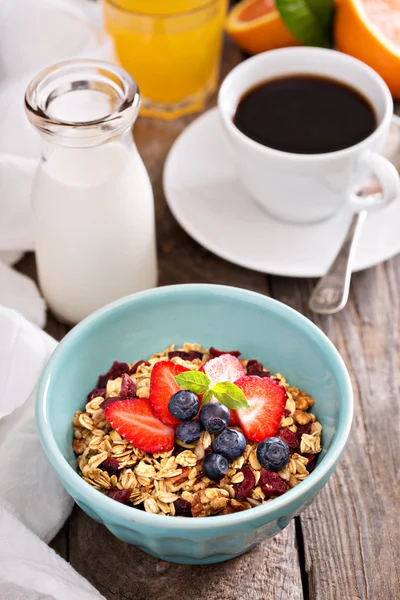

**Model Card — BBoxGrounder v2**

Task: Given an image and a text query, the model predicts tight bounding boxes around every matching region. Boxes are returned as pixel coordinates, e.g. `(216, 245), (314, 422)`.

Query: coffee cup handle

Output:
(348, 150), (399, 211)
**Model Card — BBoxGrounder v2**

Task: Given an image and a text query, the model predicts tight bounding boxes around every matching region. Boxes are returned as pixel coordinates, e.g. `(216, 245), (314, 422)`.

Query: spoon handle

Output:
(308, 210), (368, 315)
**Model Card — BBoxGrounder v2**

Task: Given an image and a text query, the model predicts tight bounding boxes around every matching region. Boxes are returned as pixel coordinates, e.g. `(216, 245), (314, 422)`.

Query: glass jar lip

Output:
(25, 59), (140, 146)
(105, 0), (216, 18)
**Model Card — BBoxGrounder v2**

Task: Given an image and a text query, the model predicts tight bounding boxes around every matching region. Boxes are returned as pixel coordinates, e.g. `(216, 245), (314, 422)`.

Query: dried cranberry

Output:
(283, 409), (291, 417)
(129, 360), (150, 374)
(296, 423), (312, 440)
(87, 387), (106, 401)
(174, 498), (192, 517)
(107, 487), (131, 505)
(246, 359), (271, 378)
(277, 427), (299, 453)
(168, 350), (204, 361)
(234, 467), (256, 500)
(251, 369), (271, 378)
(97, 361), (130, 388)
(100, 396), (122, 410)
(209, 347), (241, 358)
(120, 373), (137, 399)
(260, 469), (287, 497)
(304, 453), (317, 473)
(100, 456), (121, 476)
(246, 359), (260, 368)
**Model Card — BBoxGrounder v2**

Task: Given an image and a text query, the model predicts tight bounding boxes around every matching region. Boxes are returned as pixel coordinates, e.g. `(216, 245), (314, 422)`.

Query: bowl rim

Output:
(36, 283), (353, 529)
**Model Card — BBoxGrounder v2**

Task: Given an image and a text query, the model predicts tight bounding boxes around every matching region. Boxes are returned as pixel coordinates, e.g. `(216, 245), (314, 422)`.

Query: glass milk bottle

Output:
(25, 60), (157, 324)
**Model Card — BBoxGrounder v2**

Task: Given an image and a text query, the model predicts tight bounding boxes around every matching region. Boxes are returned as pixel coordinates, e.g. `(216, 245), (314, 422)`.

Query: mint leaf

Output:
(275, 0), (334, 47)
(174, 371), (210, 395)
(210, 382), (249, 410)
(202, 389), (214, 404)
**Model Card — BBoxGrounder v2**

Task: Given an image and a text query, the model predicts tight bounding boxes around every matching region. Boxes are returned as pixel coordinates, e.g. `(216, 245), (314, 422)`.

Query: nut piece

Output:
(294, 410), (313, 425)
(295, 391), (314, 410)
(72, 439), (87, 454)
(204, 488), (229, 500)
(210, 497), (228, 511)
(191, 493), (206, 517)
(229, 499), (247, 512)
(295, 396), (309, 411)
(181, 491), (194, 503)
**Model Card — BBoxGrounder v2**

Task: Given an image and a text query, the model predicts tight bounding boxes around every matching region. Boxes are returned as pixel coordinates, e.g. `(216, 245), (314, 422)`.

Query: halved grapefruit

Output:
(335, 0), (400, 98)
(226, 0), (299, 55)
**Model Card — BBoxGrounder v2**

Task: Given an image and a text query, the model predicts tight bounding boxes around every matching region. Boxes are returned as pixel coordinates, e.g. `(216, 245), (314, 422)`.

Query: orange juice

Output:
(102, 0), (228, 118)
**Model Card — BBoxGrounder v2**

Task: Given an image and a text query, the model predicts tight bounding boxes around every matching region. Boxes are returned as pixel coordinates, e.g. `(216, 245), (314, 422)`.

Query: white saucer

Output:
(163, 108), (400, 278)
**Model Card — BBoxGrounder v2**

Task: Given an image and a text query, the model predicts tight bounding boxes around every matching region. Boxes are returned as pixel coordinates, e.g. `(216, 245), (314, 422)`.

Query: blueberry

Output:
(168, 390), (200, 421)
(256, 437), (290, 471)
(199, 402), (230, 434)
(212, 428), (246, 461)
(202, 453), (229, 481)
(176, 420), (201, 444)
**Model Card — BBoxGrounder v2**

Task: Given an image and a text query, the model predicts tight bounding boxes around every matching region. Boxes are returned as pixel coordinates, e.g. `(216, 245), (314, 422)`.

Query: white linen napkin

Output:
(0, 0), (114, 327)
(0, 307), (105, 599)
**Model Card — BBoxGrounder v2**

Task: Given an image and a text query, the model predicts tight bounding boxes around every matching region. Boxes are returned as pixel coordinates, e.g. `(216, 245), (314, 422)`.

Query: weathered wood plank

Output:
(49, 521), (69, 561)
(270, 261), (400, 600)
(68, 508), (303, 600)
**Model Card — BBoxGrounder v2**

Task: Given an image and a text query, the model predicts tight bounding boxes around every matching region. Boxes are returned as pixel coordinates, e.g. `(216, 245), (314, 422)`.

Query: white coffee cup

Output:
(218, 47), (399, 225)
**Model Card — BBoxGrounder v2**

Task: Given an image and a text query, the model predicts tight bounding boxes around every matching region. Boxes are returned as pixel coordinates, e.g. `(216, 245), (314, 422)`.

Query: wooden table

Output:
(16, 39), (400, 600)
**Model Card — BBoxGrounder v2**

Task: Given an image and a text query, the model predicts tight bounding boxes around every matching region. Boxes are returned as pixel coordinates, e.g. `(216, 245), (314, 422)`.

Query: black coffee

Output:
(233, 75), (377, 154)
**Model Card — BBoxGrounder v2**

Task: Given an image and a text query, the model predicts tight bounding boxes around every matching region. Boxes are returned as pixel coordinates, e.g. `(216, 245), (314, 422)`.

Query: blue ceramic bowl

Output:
(36, 284), (353, 564)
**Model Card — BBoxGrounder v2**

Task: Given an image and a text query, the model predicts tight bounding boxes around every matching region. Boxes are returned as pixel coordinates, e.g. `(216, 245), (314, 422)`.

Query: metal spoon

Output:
(309, 119), (400, 315)
(308, 210), (367, 314)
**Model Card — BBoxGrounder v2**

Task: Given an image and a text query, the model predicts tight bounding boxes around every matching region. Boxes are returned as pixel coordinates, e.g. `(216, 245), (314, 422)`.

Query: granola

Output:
(72, 343), (322, 517)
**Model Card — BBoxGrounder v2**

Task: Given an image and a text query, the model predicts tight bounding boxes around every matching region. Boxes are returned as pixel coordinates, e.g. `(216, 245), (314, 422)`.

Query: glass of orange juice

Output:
(102, 0), (228, 119)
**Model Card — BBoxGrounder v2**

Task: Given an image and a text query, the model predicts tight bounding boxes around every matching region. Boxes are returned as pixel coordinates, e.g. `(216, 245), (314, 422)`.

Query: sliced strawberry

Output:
(229, 409), (240, 427)
(149, 361), (189, 427)
(234, 376), (286, 442)
(104, 398), (175, 453)
(201, 353), (245, 384)
(201, 354), (245, 425)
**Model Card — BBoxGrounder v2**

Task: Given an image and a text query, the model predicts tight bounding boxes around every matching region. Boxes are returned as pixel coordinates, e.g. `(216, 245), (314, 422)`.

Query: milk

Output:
(32, 140), (157, 323)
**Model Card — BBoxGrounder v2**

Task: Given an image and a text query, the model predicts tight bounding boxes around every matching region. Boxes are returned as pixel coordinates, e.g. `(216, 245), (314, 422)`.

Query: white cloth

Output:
(0, 307), (105, 599)
(0, 0), (114, 327)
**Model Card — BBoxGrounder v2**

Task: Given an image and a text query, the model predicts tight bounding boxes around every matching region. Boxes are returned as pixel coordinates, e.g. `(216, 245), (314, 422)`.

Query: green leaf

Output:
(202, 389), (214, 405)
(275, 0), (335, 48)
(306, 0), (334, 29)
(174, 371), (210, 395)
(210, 382), (249, 410)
